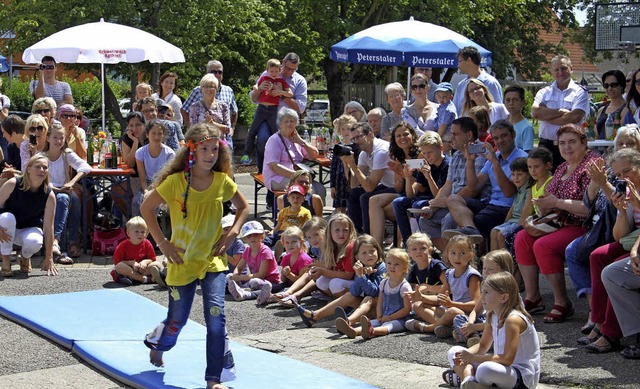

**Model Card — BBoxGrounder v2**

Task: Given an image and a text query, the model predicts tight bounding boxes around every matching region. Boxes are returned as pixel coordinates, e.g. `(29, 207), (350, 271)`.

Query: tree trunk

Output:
(323, 58), (344, 123)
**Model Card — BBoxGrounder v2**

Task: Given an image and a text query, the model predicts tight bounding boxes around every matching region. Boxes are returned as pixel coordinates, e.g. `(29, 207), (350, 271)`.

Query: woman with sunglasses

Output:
(57, 104), (87, 160)
(402, 73), (437, 135)
(622, 68), (640, 126)
(596, 70), (627, 139)
(462, 78), (508, 124)
(20, 115), (49, 172)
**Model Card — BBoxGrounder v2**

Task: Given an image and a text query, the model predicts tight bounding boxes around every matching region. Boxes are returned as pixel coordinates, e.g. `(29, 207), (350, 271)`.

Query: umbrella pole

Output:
(101, 62), (106, 133)
(406, 67), (412, 106)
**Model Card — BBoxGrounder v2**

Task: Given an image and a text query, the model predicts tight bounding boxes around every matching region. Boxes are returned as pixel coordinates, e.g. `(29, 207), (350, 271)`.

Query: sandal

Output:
(586, 333), (620, 353)
(335, 318), (356, 339)
(405, 319), (428, 333)
(442, 368), (461, 387)
(19, 257), (32, 273)
(334, 306), (349, 321)
(55, 253), (74, 265)
(577, 327), (601, 345)
(296, 304), (315, 328)
(67, 242), (82, 258)
(581, 318), (595, 335)
(360, 316), (374, 340)
(278, 295), (298, 308)
(52, 242), (62, 257)
(543, 303), (574, 323)
(621, 345), (640, 359)
(1, 265), (13, 278)
(273, 292), (289, 302)
(523, 298), (545, 314)
(435, 325), (454, 339)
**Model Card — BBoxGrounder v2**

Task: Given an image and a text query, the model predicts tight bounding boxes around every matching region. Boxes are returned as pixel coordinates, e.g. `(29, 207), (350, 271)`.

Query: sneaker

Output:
(442, 227), (484, 244)
(239, 155), (252, 165)
(335, 317), (356, 338)
(150, 266), (167, 288)
(226, 274), (248, 301)
(434, 325), (453, 339)
(360, 316), (372, 340)
(256, 282), (272, 306)
(405, 319), (427, 333)
(467, 335), (481, 348)
(116, 273), (133, 286)
(452, 328), (465, 343)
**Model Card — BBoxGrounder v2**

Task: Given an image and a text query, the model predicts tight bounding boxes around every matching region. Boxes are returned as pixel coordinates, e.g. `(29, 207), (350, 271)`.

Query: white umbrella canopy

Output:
(22, 18), (185, 130)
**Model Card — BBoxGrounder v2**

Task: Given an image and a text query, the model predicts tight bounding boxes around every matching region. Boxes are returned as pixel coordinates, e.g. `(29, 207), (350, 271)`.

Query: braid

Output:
(182, 140), (196, 218)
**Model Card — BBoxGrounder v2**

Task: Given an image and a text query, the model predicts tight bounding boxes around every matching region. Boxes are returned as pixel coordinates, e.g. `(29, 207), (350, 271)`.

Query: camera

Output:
(467, 143), (486, 154)
(39, 64), (55, 70)
(615, 180), (627, 195)
(29, 134), (37, 145)
(333, 143), (353, 157)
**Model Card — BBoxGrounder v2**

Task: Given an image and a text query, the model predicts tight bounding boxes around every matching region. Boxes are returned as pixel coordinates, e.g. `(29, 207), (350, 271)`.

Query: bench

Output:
(250, 173), (286, 221)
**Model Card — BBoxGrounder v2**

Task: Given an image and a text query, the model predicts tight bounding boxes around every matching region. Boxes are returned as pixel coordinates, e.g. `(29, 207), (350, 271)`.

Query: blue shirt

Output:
(434, 101), (457, 135)
(513, 118), (534, 151)
(415, 154), (450, 198)
(252, 71), (307, 113)
(480, 147), (529, 207)
(183, 84), (238, 115)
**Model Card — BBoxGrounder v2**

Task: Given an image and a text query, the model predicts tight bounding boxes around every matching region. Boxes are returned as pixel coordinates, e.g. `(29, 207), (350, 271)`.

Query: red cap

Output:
(288, 184), (306, 196)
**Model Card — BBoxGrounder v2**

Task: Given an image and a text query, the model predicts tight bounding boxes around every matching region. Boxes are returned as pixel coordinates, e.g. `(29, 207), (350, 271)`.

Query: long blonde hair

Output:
(20, 153), (50, 192)
(481, 249), (514, 275)
(484, 272), (533, 327)
(153, 123), (231, 218)
(322, 213), (357, 268)
(463, 78), (495, 115)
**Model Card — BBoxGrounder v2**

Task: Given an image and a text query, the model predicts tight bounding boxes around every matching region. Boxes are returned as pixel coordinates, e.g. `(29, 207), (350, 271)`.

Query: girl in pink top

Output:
(279, 226), (314, 285)
(226, 221), (281, 305)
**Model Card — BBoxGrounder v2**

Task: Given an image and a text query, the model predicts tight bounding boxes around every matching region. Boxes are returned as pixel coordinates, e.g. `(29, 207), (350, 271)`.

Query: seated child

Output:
(241, 59), (293, 164)
(227, 221), (281, 305)
(111, 216), (164, 286)
(222, 214), (245, 273)
(452, 249), (515, 348)
(279, 226), (314, 287)
(302, 216), (327, 261)
(443, 272), (540, 389)
(489, 158), (532, 253)
(263, 184), (312, 248)
(405, 233), (448, 325)
(434, 82), (457, 139)
(336, 248), (412, 340)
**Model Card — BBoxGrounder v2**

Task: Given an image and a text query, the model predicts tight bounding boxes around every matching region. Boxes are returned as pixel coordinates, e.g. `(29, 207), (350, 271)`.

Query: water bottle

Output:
(311, 128), (318, 147)
(605, 113), (614, 141)
(303, 130), (311, 144)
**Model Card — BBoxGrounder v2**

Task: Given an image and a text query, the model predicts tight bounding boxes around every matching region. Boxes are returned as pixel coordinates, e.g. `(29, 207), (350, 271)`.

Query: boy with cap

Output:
(433, 82), (458, 139)
(226, 220), (281, 305)
(222, 214), (246, 273)
(263, 184), (312, 248)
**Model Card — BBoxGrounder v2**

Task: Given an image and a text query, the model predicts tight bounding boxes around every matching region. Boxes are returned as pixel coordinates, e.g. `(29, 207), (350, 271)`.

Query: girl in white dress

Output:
(444, 272), (540, 389)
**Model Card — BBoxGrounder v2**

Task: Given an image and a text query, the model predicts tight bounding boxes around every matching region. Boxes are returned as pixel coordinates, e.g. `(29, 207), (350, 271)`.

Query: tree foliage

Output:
(0, 0), (583, 124)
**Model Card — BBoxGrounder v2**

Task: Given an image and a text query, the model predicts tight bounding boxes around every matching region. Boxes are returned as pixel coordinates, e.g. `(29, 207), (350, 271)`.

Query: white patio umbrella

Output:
(22, 18), (185, 131)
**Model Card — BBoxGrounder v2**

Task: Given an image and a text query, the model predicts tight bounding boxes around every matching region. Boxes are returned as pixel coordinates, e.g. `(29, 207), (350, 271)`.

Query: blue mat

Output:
(0, 289), (378, 389)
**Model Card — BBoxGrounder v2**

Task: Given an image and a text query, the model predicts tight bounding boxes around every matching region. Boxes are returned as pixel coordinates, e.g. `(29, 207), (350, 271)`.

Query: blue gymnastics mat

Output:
(0, 289), (378, 389)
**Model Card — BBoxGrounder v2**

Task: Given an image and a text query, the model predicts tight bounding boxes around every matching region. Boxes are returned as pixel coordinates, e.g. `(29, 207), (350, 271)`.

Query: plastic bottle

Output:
(303, 130), (310, 144)
(613, 111), (621, 139)
(605, 113), (614, 141)
(310, 128), (317, 147)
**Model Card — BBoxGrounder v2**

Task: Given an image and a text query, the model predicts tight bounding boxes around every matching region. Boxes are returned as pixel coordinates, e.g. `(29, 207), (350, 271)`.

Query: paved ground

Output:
(0, 172), (638, 388)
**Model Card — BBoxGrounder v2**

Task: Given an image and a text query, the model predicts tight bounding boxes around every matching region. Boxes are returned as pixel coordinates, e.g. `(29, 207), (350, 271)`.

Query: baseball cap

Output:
(287, 184), (306, 196)
(156, 98), (170, 109)
(435, 82), (453, 93)
(221, 214), (235, 228)
(241, 221), (264, 237)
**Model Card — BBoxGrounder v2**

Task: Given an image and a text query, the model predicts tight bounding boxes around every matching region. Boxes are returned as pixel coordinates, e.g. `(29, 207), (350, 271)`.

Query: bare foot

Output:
(207, 382), (227, 389)
(149, 349), (164, 367)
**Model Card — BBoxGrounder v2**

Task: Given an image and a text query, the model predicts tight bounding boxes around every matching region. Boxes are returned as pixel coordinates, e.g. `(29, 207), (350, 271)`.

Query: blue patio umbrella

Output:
(0, 55), (8, 73)
(330, 17), (492, 68)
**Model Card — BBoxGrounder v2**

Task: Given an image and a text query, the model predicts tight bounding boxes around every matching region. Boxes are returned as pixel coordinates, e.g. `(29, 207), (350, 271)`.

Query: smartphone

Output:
(615, 180), (627, 195)
(29, 134), (37, 145)
(467, 143), (485, 154)
(406, 159), (425, 170)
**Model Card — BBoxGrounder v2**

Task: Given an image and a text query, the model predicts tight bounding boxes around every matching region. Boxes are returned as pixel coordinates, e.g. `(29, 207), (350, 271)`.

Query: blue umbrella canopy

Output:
(0, 55), (8, 73)
(331, 17), (492, 68)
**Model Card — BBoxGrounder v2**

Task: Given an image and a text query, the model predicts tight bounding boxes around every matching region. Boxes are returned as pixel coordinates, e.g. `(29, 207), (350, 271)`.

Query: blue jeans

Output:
(156, 271), (232, 383)
(565, 235), (592, 298)
(54, 191), (80, 251)
(256, 121), (277, 174)
(348, 185), (396, 234)
(392, 196), (430, 245)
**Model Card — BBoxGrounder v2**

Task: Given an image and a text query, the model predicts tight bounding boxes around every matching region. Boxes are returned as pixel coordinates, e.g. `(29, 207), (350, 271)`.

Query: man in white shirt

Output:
(531, 55), (589, 169)
(341, 123), (395, 233)
(452, 46), (502, 115)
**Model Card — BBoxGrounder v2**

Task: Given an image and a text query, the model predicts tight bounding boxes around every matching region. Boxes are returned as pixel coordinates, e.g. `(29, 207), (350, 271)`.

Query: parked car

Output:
(304, 99), (330, 125)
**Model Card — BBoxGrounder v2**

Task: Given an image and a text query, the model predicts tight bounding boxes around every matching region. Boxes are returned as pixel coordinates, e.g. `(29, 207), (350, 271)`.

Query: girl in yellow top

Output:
(524, 147), (553, 217)
(141, 123), (248, 389)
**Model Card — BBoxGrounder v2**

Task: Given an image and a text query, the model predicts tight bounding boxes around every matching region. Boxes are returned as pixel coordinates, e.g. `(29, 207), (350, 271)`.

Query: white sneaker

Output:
(256, 282), (272, 305)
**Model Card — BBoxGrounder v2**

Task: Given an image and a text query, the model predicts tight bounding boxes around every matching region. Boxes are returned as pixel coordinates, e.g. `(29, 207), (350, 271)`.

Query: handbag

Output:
(574, 188), (617, 265)
(277, 134), (315, 179)
(526, 213), (563, 234)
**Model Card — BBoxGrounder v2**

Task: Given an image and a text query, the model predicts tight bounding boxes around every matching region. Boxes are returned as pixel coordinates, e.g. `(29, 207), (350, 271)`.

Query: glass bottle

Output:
(605, 113), (614, 141)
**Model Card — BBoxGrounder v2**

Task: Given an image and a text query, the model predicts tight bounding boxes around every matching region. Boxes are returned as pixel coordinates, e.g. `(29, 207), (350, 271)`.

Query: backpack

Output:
(92, 227), (127, 256)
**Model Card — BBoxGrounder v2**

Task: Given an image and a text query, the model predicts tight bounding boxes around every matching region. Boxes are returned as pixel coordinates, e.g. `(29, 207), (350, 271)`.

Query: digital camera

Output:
(332, 143), (353, 157)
